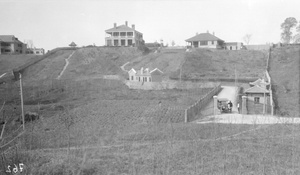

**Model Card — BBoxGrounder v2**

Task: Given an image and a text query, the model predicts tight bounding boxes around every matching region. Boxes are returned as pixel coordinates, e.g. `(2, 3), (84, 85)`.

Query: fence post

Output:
(242, 96), (247, 115)
(213, 96), (218, 115)
(184, 109), (188, 123)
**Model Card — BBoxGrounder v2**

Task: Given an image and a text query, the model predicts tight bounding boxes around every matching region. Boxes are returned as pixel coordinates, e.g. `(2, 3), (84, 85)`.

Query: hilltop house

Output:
(105, 21), (143, 47)
(128, 67), (163, 82)
(0, 35), (27, 54)
(185, 32), (224, 49)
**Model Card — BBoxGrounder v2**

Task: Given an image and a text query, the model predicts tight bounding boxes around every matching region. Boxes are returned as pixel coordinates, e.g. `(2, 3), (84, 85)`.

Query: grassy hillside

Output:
(125, 49), (186, 76)
(0, 54), (41, 75)
(22, 47), (143, 81)
(269, 46), (300, 117)
(175, 49), (268, 80)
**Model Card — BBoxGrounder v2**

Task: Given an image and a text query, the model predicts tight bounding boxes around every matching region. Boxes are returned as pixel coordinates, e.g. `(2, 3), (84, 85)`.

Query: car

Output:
(217, 98), (232, 113)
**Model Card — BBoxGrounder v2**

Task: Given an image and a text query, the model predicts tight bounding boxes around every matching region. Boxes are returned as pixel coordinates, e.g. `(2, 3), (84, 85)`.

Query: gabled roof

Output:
(105, 25), (142, 34)
(245, 85), (269, 94)
(249, 78), (269, 86)
(150, 68), (163, 74)
(185, 33), (223, 42)
(128, 68), (136, 74)
(0, 35), (22, 43)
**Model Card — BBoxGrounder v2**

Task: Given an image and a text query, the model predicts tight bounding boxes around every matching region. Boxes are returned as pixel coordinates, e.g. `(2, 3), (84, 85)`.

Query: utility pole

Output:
(19, 73), (25, 130)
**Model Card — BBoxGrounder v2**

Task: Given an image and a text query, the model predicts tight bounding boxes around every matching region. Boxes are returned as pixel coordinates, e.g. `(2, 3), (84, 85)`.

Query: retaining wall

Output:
(184, 84), (221, 122)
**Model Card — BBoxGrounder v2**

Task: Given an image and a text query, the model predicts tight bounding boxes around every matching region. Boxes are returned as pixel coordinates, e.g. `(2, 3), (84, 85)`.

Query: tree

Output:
(294, 22), (300, 43)
(280, 17), (297, 44)
(243, 34), (252, 45)
(171, 40), (176, 47)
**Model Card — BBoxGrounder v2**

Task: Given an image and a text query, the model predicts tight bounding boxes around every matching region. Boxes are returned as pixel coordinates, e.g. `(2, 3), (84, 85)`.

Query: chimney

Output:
(114, 23), (117, 29)
(125, 21), (128, 26)
(213, 32), (215, 36)
(207, 30), (209, 33)
(132, 24), (135, 30)
(196, 32), (198, 36)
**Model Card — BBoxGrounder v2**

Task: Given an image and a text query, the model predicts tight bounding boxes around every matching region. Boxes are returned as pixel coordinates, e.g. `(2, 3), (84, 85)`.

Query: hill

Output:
(173, 48), (268, 80)
(125, 48), (267, 81)
(0, 54), (42, 75)
(269, 46), (300, 117)
(124, 49), (186, 76)
(21, 47), (143, 81)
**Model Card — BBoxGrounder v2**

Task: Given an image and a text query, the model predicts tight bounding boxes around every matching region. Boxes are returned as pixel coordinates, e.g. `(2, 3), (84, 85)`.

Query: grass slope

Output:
(22, 47), (143, 81)
(125, 49), (186, 76)
(174, 49), (267, 80)
(0, 54), (42, 75)
(269, 46), (300, 117)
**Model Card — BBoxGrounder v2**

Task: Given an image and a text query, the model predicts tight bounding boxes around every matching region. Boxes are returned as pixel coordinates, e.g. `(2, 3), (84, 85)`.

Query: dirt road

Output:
(217, 86), (238, 113)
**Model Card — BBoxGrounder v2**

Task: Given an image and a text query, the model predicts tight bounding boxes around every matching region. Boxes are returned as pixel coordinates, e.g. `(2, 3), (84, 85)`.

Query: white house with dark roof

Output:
(185, 32), (224, 49)
(0, 35), (27, 54)
(105, 21), (143, 47)
(128, 67), (163, 82)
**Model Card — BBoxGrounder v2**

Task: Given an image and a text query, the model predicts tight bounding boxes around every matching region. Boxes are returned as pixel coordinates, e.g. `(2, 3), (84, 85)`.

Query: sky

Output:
(0, 0), (299, 51)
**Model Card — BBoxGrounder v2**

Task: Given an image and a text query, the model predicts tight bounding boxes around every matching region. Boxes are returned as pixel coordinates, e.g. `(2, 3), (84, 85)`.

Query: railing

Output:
(106, 36), (133, 39)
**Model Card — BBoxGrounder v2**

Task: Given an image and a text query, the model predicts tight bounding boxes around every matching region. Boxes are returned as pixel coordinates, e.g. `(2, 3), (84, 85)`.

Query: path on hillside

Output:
(56, 51), (75, 79)
(0, 73), (6, 79)
(120, 62), (130, 72)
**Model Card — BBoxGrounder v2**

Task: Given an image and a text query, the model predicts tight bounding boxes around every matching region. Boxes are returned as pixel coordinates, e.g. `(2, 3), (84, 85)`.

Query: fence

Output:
(184, 84), (221, 122)
(265, 49), (274, 115)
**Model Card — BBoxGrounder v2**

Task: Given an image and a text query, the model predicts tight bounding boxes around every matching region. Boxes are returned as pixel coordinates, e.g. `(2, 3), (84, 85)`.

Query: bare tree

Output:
(24, 40), (34, 49)
(243, 34), (252, 45)
(171, 40), (176, 47)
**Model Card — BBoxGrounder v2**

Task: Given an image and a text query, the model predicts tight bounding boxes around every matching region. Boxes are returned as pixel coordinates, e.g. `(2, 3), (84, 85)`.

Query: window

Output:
(211, 41), (214, 45)
(149, 77), (151, 82)
(128, 39), (132, 46)
(127, 32), (133, 36)
(254, 97), (260, 104)
(120, 32), (126, 37)
(113, 32), (119, 36)
(114, 40), (119, 46)
(121, 40), (126, 46)
(139, 77), (140, 81)
(1, 43), (10, 47)
(36, 51), (40, 54)
(200, 41), (208, 45)
(131, 76), (134, 80)
(145, 77), (147, 82)
(18, 44), (22, 47)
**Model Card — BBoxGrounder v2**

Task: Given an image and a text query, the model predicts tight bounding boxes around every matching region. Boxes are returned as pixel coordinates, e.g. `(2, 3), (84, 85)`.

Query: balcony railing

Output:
(106, 36), (133, 39)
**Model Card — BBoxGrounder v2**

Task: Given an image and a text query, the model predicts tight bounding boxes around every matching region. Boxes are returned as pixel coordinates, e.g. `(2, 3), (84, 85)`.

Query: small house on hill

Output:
(224, 42), (243, 50)
(185, 32), (224, 49)
(128, 67), (163, 82)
